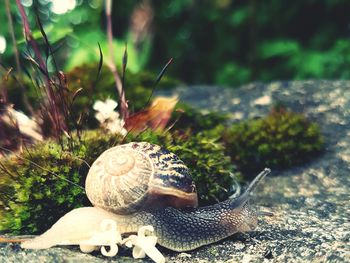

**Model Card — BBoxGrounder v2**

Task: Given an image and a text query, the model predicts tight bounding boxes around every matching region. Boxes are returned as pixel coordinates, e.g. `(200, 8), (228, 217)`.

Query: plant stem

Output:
(105, 0), (128, 119)
(5, 0), (21, 74)
(5, 0), (35, 115)
(15, 0), (66, 139)
(15, 0), (48, 77)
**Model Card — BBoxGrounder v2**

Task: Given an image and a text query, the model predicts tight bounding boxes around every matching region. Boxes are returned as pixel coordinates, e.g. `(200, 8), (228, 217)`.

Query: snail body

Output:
(22, 142), (270, 252)
(113, 196), (259, 251)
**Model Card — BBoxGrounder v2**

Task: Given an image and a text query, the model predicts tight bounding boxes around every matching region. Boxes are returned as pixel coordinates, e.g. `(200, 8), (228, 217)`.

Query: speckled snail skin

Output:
(85, 142), (270, 252)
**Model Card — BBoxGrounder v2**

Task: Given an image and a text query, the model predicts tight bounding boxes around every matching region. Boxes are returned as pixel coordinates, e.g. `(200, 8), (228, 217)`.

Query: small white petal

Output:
(101, 244), (118, 257)
(126, 225), (165, 263)
(132, 246), (146, 259)
(105, 99), (118, 111)
(143, 245), (165, 263)
(132, 237), (164, 263)
(100, 110), (113, 119)
(93, 100), (105, 111)
(124, 240), (133, 248)
(80, 219), (121, 246)
(95, 112), (107, 123)
(79, 244), (98, 253)
(108, 111), (120, 121)
(138, 225), (154, 237)
(120, 128), (128, 136)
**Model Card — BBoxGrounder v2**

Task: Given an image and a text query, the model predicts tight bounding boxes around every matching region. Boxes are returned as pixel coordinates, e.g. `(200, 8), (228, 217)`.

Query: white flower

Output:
(78, 219), (122, 257)
(93, 99), (127, 135)
(122, 226), (165, 263)
(105, 118), (127, 136)
(93, 99), (118, 123)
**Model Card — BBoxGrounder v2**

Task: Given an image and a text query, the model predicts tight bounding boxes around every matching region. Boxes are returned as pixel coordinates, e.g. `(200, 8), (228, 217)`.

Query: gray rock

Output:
(1, 80), (349, 262)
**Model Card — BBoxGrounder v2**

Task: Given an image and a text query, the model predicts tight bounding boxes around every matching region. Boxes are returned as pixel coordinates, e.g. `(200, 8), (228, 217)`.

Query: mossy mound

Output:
(222, 108), (324, 176)
(0, 131), (121, 234)
(0, 129), (238, 234)
(172, 103), (229, 133)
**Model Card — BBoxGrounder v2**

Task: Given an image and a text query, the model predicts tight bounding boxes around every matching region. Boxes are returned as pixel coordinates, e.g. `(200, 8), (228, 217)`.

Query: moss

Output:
(171, 103), (229, 133)
(0, 131), (121, 234)
(172, 105), (324, 178)
(222, 108), (324, 177)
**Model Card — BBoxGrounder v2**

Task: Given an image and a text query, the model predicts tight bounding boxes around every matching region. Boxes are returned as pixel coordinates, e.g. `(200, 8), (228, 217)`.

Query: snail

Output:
(21, 142), (271, 254)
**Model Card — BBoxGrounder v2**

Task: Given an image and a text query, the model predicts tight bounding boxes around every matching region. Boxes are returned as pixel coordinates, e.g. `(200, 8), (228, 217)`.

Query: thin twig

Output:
(105, 0), (128, 119)
(0, 236), (28, 243)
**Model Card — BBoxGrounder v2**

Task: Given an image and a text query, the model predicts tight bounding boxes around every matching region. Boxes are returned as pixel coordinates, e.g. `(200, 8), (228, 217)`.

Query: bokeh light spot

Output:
(50, 0), (76, 14)
(0, 36), (6, 54)
(21, 0), (33, 7)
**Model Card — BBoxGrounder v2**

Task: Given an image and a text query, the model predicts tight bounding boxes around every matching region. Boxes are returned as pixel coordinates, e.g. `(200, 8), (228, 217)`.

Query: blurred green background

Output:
(1, 0), (350, 87)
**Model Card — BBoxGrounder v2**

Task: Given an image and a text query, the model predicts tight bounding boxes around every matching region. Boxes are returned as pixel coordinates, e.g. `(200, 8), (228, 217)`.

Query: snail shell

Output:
(85, 142), (198, 214)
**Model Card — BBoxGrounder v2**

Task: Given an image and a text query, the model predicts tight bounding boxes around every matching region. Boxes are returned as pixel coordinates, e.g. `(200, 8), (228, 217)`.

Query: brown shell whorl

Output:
(103, 152), (136, 177)
(85, 143), (154, 214)
(85, 142), (198, 214)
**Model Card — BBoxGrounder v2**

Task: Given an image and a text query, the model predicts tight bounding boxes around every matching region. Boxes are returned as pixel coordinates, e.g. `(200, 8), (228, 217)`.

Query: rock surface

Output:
(1, 80), (350, 262)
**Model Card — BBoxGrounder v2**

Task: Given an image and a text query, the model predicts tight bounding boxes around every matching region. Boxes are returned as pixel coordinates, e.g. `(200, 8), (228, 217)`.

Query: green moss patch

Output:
(222, 108), (324, 176)
(0, 131), (121, 234)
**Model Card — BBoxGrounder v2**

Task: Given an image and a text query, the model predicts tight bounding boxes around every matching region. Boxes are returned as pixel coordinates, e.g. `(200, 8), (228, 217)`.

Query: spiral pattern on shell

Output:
(85, 142), (198, 214)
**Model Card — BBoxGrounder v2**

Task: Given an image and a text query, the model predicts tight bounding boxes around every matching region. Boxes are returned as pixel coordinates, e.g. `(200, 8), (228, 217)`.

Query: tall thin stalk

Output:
(15, 0), (67, 140)
(105, 0), (128, 119)
(15, 0), (49, 79)
(5, 0), (21, 74)
(5, 0), (34, 115)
